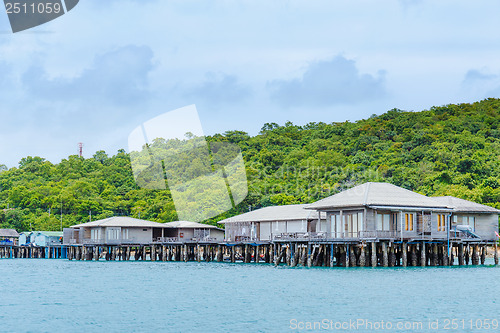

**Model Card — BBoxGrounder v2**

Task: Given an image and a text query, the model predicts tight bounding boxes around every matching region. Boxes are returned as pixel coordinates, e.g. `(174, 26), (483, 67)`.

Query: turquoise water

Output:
(0, 259), (499, 332)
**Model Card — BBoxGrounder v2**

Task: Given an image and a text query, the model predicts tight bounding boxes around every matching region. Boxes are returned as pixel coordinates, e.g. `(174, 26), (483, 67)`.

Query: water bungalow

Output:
(0, 229), (19, 245)
(19, 231), (63, 246)
(219, 204), (327, 241)
(33, 231), (64, 247)
(432, 196), (499, 240)
(18, 231), (33, 246)
(161, 221), (224, 242)
(64, 216), (170, 245)
(64, 217), (224, 245)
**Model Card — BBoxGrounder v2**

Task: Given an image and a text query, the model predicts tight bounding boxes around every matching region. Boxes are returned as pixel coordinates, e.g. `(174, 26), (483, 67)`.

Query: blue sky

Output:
(0, 0), (499, 166)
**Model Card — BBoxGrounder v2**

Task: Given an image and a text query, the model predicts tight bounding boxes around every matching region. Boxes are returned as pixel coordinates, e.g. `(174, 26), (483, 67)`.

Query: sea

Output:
(0, 259), (498, 333)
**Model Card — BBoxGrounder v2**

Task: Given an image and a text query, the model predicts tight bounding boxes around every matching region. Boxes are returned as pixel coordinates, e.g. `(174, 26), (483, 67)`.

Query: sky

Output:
(0, 0), (500, 166)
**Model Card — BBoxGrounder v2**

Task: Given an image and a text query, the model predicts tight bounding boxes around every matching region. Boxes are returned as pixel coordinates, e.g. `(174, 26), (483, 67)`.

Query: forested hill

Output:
(1, 98), (499, 231)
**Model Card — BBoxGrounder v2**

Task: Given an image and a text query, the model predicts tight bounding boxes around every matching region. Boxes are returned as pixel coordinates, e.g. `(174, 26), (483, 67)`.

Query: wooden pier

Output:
(1, 240), (498, 267)
(0, 245), (67, 259)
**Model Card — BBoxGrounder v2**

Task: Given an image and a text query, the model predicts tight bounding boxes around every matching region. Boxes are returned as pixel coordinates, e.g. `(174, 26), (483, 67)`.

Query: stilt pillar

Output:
(371, 242), (377, 267)
(472, 245), (479, 265)
(420, 242), (426, 267)
(458, 243), (464, 265)
(381, 242), (388, 267)
(359, 244), (366, 267)
(307, 244), (312, 268)
(402, 243), (407, 267)
(495, 243), (499, 266)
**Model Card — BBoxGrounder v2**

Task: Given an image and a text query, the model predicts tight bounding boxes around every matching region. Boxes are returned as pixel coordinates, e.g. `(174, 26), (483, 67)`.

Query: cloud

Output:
(461, 69), (500, 99)
(268, 55), (387, 107)
(183, 72), (252, 105)
(21, 45), (155, 106)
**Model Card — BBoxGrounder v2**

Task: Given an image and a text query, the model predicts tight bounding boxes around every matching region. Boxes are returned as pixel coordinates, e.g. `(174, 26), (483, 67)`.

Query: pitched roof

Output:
(162, 221), (223, 230)
(307, 182), (450, 210)
(432, 196), (500, 213)
(34, 231), (64, 237)
(71, 216), (167, 228)
(218, 204), (325, 224)
(0, 229), (19, 237)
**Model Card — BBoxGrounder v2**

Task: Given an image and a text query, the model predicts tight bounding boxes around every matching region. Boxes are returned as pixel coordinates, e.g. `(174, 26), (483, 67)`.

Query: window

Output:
(107, 228), (120, 240)
(376, 213), (391, 231)
(405, 213), (414, 231)
(331, 214), (342, 238)
(344, 212), (363, 237)
(463, 216), (475, 230)
(437, 214), (446, 232)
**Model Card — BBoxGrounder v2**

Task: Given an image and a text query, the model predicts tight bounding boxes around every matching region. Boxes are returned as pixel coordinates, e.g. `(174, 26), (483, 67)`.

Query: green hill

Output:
(1, 98), (499, 231)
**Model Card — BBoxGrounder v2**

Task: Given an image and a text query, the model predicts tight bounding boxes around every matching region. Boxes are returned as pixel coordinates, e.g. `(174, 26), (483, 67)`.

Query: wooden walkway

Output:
(1, 240), (498, 267)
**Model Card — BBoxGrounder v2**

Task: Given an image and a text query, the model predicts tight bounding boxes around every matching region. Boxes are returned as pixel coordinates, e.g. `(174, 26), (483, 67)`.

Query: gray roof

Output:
(71, 216), (167, 228)
(34, 231), (64, 237)
(432, 196), (500, 214)
(0, 229), (19, 237)
(307, 182), (450, 210)
(218, 204), (325, 224)
(162, 221), (223, 231)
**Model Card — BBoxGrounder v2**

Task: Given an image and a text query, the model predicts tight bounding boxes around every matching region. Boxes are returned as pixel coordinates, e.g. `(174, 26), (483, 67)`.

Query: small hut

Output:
(33, 231), (64, 246)
(0, 229), (20, 245)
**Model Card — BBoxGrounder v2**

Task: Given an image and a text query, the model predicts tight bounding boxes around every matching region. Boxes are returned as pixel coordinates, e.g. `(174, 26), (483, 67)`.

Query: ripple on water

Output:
(0, 259), (499, 332)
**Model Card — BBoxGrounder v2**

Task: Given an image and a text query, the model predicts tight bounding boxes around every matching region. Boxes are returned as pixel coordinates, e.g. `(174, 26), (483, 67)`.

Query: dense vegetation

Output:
(1, 98), (499, 231)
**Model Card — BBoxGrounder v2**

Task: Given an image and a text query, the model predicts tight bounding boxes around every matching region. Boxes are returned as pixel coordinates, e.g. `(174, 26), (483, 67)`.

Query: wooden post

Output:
(340, 245), (349, 267)
(381, 242), (388, 267)
(465, 245), (470, 265)
(359, 244), (366, 267)
(230, 246), (235, 263)
(429, 244), (436, 266)
(289, 244), (295, 267)
(297, 245), (304, 266)
(449, 244), (454, 266)
(247, 245), (253, 263)
(369, 242), (375, 267)
(472, 245), (479, 265)
(349, 245), (356, 267)
(313, 245), (323, 267)
(345, 245), (350, 268)
(307, 243), (312, 268)
(420, 242), (426, 267)
(328, 244), (334, 267)
(458, 243), (464, 265)
(443, 244), (449, 266)
(495, 243), (499, 266)
(402, 243), (407, 267)
(275, 246), (286, 267)
(388, 244), (395, 267)
(263, 245), (269, 263)
(480, 245), (486, 265)
(411, 245), (418, 267)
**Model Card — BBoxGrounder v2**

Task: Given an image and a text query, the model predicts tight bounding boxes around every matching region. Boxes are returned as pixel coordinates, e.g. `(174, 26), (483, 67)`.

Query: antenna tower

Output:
(78, 142), (83, 157)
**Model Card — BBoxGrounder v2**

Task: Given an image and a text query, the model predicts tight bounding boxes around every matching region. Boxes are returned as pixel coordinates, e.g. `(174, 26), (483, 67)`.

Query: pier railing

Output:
(272, 231), (402, 241)
(155, 237), (179, 243)
(81, 238), (141, 245)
